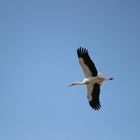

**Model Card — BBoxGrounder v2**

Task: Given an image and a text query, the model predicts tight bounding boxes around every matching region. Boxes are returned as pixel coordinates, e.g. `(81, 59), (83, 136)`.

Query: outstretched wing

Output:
(77, 47), (98, 78)
(87, 83), (101, 110)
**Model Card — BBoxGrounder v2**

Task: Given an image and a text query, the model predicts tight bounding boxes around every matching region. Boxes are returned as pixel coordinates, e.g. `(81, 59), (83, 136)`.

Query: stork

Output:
(68, 47), (114, 110)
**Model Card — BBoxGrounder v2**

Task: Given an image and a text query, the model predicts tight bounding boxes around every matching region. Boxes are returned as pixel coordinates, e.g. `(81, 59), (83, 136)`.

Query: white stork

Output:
(68, 47), (114, 110)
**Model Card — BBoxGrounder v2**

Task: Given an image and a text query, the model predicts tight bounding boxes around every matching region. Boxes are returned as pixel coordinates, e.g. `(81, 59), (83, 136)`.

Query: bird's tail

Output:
(98, 72), (105, 85)
(98, 72), (104, 78)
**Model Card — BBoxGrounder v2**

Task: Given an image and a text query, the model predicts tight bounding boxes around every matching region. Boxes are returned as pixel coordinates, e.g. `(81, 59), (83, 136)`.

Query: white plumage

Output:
(68, 47), (114, 110)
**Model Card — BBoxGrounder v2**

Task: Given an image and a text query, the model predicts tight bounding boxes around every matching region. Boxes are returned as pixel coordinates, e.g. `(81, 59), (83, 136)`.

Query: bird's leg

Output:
(108, 77), (114, 80)
(105, 77), (114, 81)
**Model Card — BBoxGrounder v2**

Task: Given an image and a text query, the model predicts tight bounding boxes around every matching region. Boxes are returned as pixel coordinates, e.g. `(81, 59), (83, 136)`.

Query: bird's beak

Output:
(68, 83), (75, 87)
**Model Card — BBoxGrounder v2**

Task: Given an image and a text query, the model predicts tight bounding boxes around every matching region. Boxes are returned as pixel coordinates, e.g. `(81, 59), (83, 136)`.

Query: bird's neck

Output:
(74, 82), (84, 85)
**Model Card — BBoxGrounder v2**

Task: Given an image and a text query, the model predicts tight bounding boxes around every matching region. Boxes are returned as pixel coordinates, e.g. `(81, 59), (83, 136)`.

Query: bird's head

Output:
(68, 83), (76, 87)
(68, 82), (82, 87)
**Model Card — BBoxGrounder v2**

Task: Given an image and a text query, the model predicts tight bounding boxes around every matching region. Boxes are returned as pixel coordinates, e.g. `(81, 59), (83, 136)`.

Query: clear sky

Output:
(0, 0), (140, 140)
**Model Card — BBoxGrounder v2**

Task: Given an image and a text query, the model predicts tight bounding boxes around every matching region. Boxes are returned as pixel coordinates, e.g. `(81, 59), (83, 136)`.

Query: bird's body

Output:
(83, 72), (105, 85)
(68, 47), (113, 110)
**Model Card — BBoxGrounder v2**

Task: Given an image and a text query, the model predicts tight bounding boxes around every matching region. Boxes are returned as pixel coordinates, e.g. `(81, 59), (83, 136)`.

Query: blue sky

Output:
(0, 0), (140, 140)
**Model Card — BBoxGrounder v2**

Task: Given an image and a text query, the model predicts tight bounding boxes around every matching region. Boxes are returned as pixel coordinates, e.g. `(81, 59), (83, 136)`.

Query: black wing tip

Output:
(89, 101), (101, 111)
(89, 83), (101, 110)
(77, 47), (88, 57)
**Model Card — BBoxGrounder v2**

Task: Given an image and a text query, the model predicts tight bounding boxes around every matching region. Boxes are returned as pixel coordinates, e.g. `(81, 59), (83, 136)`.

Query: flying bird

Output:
(68, 47), (114, 110)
